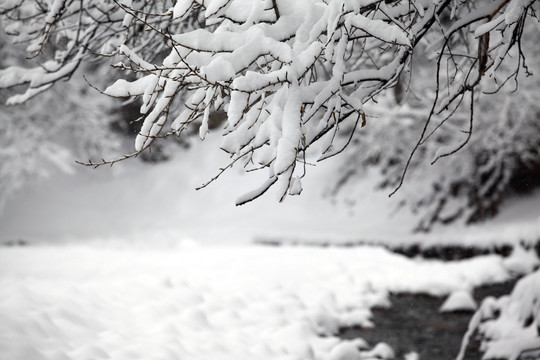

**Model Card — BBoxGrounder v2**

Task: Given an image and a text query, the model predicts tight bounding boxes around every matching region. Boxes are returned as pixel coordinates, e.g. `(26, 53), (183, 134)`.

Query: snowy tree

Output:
(0, 26), (121, 208)
(334, 6), (540, 231)
(1, 0), (538, 208)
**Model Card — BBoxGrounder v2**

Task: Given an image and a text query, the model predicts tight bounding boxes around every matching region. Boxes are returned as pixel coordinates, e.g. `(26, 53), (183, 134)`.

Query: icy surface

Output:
(0, 244), (515, 360)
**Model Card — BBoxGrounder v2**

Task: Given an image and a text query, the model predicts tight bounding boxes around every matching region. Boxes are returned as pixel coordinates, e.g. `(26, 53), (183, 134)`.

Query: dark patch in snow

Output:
(533, 240), (540, 259)
(339, 280), (518, 360)
(2, 239), (28, 247)
(518, 347), (540, 360)
(391, 243), (514, 260)
(254, 238), (524, 261)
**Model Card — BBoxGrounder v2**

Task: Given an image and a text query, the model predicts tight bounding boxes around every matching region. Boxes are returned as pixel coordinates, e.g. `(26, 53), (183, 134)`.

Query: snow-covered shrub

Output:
(457, 269), (540, 360)
(1, 0), (538, 208)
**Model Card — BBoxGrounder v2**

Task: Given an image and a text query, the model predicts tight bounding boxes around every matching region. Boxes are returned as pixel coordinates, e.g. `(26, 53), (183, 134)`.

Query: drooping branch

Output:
(1, 0), (537, 205)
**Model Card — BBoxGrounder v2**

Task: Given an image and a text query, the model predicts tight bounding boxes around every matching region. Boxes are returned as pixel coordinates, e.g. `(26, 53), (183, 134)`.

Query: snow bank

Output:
(0, 244), (516, 360)
(440, 290), (477, 313)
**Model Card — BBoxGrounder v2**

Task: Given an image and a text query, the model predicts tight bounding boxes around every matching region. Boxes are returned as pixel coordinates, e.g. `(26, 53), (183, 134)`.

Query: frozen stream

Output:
(1, 242), (534, 360)
(339, 280), (517, 359)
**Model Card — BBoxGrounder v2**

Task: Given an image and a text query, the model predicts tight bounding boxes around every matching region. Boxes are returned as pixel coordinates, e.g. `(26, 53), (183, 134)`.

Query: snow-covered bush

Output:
(0, 0), (538, 208)
(457, 269), (540, 360)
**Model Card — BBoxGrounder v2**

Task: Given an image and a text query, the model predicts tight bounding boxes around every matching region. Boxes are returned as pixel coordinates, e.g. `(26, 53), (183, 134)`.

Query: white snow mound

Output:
(440, 289), (477, 312)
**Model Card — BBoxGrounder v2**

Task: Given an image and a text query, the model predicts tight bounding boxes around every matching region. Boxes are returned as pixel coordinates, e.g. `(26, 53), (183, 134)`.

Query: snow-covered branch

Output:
(1, 0), (538, 205)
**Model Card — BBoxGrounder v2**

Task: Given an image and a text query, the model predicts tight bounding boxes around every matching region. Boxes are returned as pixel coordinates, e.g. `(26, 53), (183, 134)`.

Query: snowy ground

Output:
(0, 134), (409, 245)
(1, 134), (539, 248)
(1, 242), (536, 360)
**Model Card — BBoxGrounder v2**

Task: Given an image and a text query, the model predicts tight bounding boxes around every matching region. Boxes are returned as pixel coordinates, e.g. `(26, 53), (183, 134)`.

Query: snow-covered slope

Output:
(1, 133), (539, 246)
(0, 134), (410, 244)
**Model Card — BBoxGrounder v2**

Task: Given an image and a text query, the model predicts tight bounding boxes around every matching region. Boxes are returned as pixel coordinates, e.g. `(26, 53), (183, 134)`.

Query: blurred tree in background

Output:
(334, 15), (540, 231)
(0, 28), (121, 208)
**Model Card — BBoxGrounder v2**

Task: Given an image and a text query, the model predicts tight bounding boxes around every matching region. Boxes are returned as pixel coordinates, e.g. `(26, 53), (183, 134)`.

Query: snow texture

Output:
(0, 243), (519, 360)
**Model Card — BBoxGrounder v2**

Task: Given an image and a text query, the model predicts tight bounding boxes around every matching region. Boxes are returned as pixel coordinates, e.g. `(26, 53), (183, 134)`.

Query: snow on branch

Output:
(0, 0), (537, 204)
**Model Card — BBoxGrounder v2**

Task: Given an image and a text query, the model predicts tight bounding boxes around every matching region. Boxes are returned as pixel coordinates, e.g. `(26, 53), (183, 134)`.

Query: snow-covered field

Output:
(1, 242), (537, 360)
